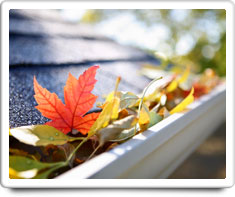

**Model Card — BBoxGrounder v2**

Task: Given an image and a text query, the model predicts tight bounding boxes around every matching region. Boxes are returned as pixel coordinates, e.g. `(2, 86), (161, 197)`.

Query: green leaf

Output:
(33, 168), (55, 179)
(148, 111), (163, 128)
(10, 125), (84, 146)
(33, 164), (64, 179)
(9, 156), (53, 172)
(9, 156), (64, 179)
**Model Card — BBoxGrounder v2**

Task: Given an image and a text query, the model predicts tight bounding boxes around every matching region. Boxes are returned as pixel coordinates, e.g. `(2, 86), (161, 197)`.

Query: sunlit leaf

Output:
(10, 125), (84, 146)
(88, 77), (121, 137)
(104, 91), (120, 102)
(143, 89), (160, 102)
(88, 101), (114, 137)
(9, 168), (22, 179)
(111, 97), (120, 120)
(34, 65), (99, 135)
(167, 66), (190, 92)
(170, 87), (194, 114)
(73, 112), (100, 135)
(9, 168), (37, 179)
(139, 104), (150, 127)
(178, 66), (190, 83)
(9, 156), (63, 179)
(9, 156), (54, 171)
(166, 80), (178, 92)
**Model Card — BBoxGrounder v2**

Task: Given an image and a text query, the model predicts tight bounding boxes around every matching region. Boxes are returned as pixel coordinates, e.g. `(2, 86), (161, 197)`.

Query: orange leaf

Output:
(64, 66), (99, 117)
(34, 66), (100, 135)
(74, 112), (100, 135)
(34, 76), (72, 134)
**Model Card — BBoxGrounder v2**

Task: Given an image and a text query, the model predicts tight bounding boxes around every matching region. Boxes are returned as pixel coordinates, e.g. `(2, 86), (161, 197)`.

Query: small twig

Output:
(135, 77), (163, 135)
(66, 137), (88, 164)
(137, 76), (163, 119)
(86, 144), (101, 161)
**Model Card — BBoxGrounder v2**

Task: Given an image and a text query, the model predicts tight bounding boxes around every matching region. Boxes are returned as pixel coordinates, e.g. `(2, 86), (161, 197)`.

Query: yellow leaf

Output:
(88, 81), (121, 137)
(170, 87), (194, 114)
(88, 76), (122, 137)
(89, 97), (120, 138)
(88, 101), (113, 137)
(167, 66), (190, 92)
(139, 108), (150, 132)
(103, 93), (121, 125)
(111, 97), (120, 120)
(166, 80), (178, 92)
(178, 66), (190, 83)
(139, 104), (150, 131)
(143, 89), (161, 102)
(101, 91), (122, 114)
(9, 168), (22, 179)
(103, 77), (121, 120)
(105, 91), (115, 102)
(9, 168), (38, 179)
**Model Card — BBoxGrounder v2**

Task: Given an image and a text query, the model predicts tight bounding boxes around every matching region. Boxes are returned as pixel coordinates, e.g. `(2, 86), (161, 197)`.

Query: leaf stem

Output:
(55, 77), (163, 171)
(86, 144), (101, 161)
(34, 162), (67, 179)
(109, 76), (121, 123)
(137, 76), (163, 119)
(69, 136), (86, 141)
(120, 97), (139, 103)
(135, 77), (163, 135)
(66, 137), (89, 164)
(114, 76), (121, 97)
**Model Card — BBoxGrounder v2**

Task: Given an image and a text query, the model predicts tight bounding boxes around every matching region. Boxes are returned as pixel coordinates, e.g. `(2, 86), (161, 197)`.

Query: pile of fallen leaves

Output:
(9, 65), (221, 179)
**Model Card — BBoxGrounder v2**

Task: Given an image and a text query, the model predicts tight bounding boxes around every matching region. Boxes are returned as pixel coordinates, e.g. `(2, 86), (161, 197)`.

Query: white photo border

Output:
(1, 0), (234, 188)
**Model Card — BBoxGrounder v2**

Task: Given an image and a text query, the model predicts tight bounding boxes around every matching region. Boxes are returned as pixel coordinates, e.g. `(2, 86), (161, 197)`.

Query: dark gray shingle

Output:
(9, 9), (160, 128)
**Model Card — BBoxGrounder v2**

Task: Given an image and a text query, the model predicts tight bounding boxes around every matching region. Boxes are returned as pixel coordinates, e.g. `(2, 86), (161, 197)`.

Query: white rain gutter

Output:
(57, 84), (226, 179)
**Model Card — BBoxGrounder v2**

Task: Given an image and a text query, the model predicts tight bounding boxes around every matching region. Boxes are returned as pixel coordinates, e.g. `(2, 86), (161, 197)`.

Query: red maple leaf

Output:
(34, 65), (100, 135)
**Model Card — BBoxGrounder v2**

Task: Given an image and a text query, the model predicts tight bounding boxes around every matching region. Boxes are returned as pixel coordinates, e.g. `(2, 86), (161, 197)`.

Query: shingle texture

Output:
(9, 9), (160, 128)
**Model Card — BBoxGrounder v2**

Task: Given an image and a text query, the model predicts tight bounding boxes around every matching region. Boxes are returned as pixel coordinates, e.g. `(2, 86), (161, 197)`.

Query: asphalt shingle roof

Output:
(9, 9), (160, 128)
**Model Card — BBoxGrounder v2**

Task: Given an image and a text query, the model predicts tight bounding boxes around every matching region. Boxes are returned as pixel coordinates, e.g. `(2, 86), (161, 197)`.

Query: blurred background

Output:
(48, 9), (227, 179)
(60, 9), (226, 76)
